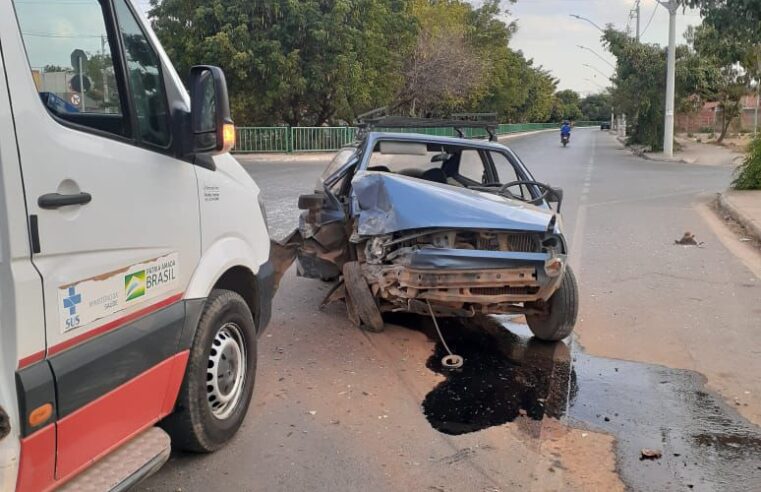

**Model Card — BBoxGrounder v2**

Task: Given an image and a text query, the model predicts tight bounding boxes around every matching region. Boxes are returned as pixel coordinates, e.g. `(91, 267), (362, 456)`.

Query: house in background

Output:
(677, 93), (760, 134)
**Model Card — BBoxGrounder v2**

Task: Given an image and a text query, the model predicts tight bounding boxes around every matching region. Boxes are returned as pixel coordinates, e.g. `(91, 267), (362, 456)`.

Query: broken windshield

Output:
(320, 148), (357, 184)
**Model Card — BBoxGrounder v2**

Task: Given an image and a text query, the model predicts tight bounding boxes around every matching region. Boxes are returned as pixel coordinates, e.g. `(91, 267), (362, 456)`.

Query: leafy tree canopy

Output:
(681, 0), (761, 46)
(603, 27), (716, 150)
(150, 0), (564, 125)
(580, 93), (613, 121)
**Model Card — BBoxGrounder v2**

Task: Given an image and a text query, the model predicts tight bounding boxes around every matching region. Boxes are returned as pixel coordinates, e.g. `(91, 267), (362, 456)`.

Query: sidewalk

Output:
(717, 191), (761, 243)
(623, 136), (745, 167)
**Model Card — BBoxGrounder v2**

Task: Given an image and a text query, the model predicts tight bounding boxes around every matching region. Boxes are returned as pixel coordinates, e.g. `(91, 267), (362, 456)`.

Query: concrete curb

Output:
(638, 152), (696, 165)
(617, 137), (696, 164)
(235, 152), (336, 163)
(497, 128), (558, 141)
(717, 192), (761, 243)
(235, 128), (560, 163)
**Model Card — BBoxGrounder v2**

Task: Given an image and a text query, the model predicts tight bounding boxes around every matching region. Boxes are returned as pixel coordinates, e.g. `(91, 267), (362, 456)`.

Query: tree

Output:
(148, 0), (560, 125)
(580, 93), (613, 121)
(688, 24), (755, 142)
(681, 0), (761, 44)
(150, 0), (416, 126)
(603, 27), (715, 150)
(551, 89), (583, 122)
(43, 65), (68, 73)
(397, 0), (486, 115)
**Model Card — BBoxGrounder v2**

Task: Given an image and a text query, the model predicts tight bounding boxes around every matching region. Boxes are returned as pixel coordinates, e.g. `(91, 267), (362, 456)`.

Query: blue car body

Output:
(284, 131), (571, 319)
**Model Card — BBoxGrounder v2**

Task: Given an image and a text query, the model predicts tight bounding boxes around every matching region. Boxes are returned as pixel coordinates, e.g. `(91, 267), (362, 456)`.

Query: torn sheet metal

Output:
(351, 172), (555, 236)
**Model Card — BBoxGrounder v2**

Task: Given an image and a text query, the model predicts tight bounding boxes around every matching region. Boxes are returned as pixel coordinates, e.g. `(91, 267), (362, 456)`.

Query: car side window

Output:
(459, 150), (487, 183)
(114, 0), (171, 148)
(492, 152), (519, 184)
(14, 0), (127, 136)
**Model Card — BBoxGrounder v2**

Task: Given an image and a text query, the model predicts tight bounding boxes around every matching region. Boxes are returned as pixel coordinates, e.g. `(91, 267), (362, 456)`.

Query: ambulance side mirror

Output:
(189, 65), (235, 155)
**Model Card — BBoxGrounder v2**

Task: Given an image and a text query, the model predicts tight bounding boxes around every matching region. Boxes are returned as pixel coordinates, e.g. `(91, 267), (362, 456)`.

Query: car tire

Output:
(161, 289), (257, 452)
(526, 266), (579, 341)
(342, 261), (385, 333)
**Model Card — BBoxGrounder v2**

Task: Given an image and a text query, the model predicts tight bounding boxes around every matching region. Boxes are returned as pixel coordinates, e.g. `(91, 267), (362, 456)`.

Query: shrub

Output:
(733, 134), (761, 190)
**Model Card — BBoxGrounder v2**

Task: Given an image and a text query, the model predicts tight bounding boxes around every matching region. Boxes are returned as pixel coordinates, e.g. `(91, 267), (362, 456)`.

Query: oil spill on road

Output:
(397, 314), (761, 491)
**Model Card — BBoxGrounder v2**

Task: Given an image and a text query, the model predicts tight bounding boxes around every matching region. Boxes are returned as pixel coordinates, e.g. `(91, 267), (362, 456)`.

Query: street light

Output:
(577, 45), (616, 69)
(569, 14), (604, 32)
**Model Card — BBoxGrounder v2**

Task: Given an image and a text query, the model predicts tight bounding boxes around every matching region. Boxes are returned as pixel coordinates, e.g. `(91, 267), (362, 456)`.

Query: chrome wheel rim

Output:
(206, 322), (246, 420)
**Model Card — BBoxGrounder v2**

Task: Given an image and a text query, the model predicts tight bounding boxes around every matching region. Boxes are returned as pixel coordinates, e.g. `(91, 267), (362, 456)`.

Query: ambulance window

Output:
(114, 0), (171, 148)
(13, 0), (127, 136)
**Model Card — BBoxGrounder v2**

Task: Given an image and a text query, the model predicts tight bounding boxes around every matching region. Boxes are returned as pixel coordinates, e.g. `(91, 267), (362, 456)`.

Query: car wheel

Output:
(342, 261), (385, 332)
(161, 289), (257, 452)
(526, 266), (579, 341)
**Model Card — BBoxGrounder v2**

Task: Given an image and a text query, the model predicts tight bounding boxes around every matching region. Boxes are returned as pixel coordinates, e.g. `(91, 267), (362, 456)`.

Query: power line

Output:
(640, 2), (659, 37)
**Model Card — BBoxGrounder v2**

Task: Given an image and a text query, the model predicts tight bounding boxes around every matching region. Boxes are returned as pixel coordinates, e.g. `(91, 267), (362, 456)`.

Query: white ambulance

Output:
(0, 0), (273, 489)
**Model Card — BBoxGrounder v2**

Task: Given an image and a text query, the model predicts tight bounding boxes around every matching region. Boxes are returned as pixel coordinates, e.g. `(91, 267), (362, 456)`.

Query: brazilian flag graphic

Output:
(125, 271), (146, 301)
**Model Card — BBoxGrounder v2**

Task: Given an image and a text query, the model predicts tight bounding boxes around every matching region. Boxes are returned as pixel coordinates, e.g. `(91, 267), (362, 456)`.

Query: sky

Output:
(472, 0), (703, 96)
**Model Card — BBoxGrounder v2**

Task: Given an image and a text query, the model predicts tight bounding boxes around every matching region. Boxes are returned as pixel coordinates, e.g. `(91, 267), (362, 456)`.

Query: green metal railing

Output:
(235, 127), (290, 153)
(291, 126), (358, 152)
(232, 122), (603, 153)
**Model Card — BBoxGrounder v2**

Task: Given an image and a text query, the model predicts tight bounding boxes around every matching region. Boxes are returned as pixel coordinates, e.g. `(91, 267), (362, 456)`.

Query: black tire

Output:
(526, 266), (579, 341)
(342, 261), (385, 332)
(161, 289), (257, 452)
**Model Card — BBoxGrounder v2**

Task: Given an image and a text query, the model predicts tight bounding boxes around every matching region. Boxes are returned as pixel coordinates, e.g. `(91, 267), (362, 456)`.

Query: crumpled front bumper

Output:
(391, 248), (565, 304)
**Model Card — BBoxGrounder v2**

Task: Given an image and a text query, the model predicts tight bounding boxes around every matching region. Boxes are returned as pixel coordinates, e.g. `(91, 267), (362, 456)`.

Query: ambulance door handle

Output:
(38, 192), (92, 209)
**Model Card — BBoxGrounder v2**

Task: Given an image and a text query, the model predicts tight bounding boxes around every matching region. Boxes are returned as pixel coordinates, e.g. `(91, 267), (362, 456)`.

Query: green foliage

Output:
(732, 134), (761, 190)
(580, 93), (613, 121)
(681, 0), (761, 46)
(551, 90), (583, 122)
(688, 24), (756, 142)
(150, 0), (561, 125)
(603, 28), (715, 151)
(150, 0), (416, 126)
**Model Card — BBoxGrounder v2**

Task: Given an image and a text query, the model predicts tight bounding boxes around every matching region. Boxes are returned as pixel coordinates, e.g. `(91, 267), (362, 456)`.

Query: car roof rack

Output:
(356, 110), (499, 142)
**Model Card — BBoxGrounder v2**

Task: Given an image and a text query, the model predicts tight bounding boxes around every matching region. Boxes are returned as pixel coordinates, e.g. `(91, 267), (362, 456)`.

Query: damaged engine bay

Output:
(359, 228), (565, 317)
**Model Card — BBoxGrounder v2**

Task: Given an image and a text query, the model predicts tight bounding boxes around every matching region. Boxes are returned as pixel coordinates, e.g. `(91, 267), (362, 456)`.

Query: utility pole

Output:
(636, 0), (641, 42)
(753, 50), (761, 137)
(659, 0), (678, 158)
(101, 35), (109, 106)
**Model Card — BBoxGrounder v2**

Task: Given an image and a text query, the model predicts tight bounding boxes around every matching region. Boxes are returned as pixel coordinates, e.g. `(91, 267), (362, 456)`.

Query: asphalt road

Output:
(140, 129), (761, 491)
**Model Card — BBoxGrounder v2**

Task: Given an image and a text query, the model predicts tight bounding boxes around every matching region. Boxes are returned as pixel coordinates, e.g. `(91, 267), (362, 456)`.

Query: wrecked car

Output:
(274, 123), (578, 341)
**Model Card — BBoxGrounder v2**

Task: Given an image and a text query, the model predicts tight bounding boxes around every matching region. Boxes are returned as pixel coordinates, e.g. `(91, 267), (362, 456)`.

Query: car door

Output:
(293, 149), (356, 280)
(6, 0), (200, 480)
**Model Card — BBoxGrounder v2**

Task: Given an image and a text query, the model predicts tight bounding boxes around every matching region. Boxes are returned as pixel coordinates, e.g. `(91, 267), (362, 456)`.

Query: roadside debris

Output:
(640, 449), (662, 460)
(427, 300), (464, 370)
(674, 232), (700, 246)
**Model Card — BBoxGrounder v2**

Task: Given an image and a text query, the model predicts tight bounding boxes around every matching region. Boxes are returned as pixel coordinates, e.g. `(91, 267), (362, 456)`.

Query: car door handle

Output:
(38, 192), (92, 209)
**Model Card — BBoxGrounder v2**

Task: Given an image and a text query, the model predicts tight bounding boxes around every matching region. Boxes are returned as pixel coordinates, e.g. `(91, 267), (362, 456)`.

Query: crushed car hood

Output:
(352, 172), (556, 236)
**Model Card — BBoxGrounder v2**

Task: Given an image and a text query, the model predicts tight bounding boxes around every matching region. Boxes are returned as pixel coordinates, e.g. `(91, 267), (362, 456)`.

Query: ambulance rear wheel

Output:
(162, 289), (257, 452)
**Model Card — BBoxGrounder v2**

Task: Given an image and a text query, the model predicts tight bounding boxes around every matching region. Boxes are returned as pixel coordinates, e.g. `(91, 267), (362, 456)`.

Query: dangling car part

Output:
(271, 118), (578, 341)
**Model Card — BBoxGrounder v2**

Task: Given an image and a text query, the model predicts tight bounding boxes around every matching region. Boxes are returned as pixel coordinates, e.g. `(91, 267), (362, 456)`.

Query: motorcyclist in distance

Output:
(561, 120), (572, 143)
